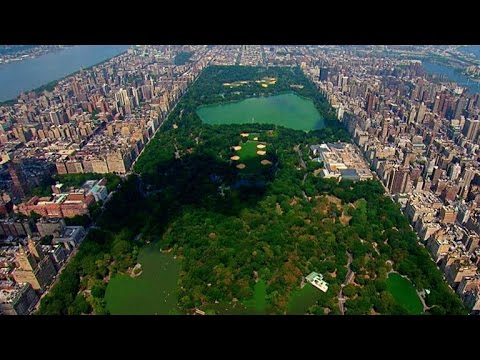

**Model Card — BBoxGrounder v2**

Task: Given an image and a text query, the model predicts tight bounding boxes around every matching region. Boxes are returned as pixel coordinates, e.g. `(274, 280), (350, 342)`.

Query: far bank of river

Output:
(422, 59), (480, 94)
(0, 45), (131, 102)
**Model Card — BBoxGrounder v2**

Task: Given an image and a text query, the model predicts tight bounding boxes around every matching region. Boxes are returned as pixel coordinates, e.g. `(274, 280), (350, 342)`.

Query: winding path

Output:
(296, 145), (309, 200)
(417, 289), (430, 312)
(295, 144), (307, 170)
(338, 251), (353, 315)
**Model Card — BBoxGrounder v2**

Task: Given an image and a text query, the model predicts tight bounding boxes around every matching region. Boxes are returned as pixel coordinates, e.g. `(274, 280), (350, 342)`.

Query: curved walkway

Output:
(338, 251), (353, 315)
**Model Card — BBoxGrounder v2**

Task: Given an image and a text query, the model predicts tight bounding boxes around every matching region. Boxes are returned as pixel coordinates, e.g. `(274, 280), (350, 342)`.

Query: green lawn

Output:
(235, 140), (266, 172)
(386, 273), (424, 315)
(287, 283), (326, 314)
(105, 243), (181, 315)
(243, 279), (267, 313)
(253, 280), (267, 312)
(197, 93), (325, 131)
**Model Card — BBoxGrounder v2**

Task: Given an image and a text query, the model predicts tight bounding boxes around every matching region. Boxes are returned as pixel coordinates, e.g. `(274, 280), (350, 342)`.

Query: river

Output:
(0, 45), (131, 102)
(422, 59), (480, 95)
(458, 45), (480, 59)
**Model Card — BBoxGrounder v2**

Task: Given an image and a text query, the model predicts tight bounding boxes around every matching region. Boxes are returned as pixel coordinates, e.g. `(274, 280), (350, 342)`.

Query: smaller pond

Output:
(105, 243), (180, 315)
(386, 273), (423, 315)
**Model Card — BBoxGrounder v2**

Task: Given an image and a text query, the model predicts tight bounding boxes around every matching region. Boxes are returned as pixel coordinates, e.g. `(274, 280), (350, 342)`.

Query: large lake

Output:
(422, 59), (480, 95)
(197, 93), (325, 131)
(0, 45), (131, 102)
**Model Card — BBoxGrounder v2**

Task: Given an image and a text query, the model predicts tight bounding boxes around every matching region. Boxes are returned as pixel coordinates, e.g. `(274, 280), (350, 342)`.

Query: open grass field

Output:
(287, 283), (326, 314)
(233, 140), (270, 173)
(243, 280), (267, 313)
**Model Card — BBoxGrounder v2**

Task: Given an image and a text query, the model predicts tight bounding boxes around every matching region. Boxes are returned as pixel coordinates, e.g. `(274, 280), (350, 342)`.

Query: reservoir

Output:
(0, 45), (131, 102)
(197, 92), (325, 131)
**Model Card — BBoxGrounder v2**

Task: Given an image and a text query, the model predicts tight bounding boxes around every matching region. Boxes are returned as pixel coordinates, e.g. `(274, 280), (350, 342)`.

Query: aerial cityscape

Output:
(1, 44), (480, 315)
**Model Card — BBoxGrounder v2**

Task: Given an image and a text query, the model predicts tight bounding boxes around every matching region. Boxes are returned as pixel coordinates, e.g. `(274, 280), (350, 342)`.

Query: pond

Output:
(386, 273), (423, 315)
(105, 243), (180, 315)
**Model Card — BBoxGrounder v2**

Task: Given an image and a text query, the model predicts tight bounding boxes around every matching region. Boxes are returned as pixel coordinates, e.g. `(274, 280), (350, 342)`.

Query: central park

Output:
(38, 65), (466, 315)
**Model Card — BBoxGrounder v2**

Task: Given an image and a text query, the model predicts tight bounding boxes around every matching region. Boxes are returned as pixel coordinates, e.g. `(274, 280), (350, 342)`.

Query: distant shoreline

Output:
(0, 46), (132, 106)
(0, 46), (73, 68)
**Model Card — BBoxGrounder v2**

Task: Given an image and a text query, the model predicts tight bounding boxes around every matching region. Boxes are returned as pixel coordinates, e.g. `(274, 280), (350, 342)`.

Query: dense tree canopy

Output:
(38, 65), (466, 315)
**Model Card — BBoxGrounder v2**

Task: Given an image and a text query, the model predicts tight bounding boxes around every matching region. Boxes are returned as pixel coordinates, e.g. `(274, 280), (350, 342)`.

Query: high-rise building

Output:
(106, 151), (131, 174)
(448, 163), (462, 182)
(65, 161), (84, 174)
(441, 185), (460, 203)
(115, 88), (130, 108)
(56, 161), (68, 175)
(365, 93), (376, 116)
(455, 97), (467, 119)
(446, 260), (478, 288)
(0, 283), (39, 315)
(438, 93), (446, 114)
(341, 76), (348, 92)
(439, 206), (457, 224)
(461, 167), (477, 198)
(408, 108), (417, 124)
(12, 238), (57, 292)
(7, 161), (28, 200)
(72, 81), (81, 98)
(416, 102), (427, 123)
(431, 166), (444, 186)
(427, 237), (450, 262)
(132, 87), (140, 108)
(466, 235), (480, 254)
(388, 168), (409, 194)
(319, 67), (329, 82)
(432, 95), (441, 114)
(462, 118), (480, 141)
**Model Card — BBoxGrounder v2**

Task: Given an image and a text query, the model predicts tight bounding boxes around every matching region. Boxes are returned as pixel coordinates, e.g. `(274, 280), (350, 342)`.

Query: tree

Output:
(343, 284), (357, 298)
(65, 214), (91, 227)
(29, 211), (41, 221)
(68, 294), (91, 315)
(91, 283), (106, 299)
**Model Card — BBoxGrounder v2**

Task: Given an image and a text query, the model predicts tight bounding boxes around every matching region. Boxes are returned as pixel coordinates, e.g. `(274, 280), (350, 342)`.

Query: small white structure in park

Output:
(306, 272), (329, 292)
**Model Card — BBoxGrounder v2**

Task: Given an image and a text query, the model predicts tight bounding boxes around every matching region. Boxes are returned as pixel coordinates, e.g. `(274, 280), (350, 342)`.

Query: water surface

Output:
(0, 45), (130, 102)
(197, 93), (325, 131)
